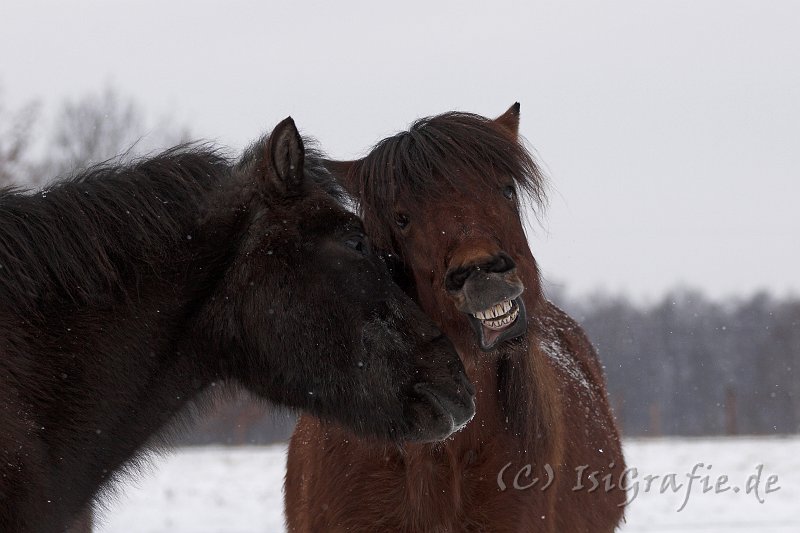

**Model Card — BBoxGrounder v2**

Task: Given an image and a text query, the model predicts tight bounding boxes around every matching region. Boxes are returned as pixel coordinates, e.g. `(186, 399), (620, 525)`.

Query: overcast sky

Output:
(2, 0), (798, 300)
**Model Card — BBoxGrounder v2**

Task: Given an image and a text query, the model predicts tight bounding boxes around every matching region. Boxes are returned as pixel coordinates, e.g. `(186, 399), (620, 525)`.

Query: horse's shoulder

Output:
(537, 300), (592, 354)
(536, 299), (606, 397)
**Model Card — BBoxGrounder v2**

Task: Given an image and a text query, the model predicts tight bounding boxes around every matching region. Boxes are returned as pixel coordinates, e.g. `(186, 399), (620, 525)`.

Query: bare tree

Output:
(38, 85), (191, 183)
(0, 88), (40, 187)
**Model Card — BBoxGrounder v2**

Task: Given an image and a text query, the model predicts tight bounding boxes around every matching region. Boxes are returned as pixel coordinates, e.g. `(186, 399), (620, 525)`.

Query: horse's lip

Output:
(412, 383), (475, 440)
(466, 298), (527, 352)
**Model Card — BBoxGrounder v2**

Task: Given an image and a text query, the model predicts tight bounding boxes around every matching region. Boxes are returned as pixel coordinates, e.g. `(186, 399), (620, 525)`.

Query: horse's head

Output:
(328, 104), (546, 354)
(199, 117), (474, 442)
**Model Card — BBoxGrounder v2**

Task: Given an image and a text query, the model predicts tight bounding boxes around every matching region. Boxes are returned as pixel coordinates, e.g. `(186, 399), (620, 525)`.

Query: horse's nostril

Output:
(414, 383), (476, 430)
(446, 253), (516, 292)
(445, 267), (471, 292)
(486, 252), (516, 274)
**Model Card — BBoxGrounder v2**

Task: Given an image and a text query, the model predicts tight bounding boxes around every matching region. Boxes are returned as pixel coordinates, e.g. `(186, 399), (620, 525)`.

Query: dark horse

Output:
(0, 117), (474, 532)
(286, 105), (626, 532)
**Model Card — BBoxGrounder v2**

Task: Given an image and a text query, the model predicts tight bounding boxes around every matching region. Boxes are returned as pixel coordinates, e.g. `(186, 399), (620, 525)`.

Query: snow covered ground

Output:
(96, 436), (799, 532)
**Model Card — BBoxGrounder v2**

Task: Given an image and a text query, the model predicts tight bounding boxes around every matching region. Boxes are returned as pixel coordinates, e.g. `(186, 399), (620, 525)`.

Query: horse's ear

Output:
(324, 158), (361, 196)
(494, 102), (520, 138)
(265, 116), (305, 195)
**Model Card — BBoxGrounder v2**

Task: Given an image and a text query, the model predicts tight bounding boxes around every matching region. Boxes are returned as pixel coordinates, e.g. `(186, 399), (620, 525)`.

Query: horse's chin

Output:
(466, 297), (527, 352)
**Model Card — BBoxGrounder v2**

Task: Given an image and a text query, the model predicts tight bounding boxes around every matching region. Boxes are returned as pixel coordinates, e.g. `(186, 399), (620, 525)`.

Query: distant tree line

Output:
(554, 288), (800, 437)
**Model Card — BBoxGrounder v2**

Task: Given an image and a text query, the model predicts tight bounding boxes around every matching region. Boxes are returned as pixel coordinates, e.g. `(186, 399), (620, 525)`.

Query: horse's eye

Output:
(395, 213), (410, 230)
(503, 185), (516, 200)
(344, 234), (369, 255)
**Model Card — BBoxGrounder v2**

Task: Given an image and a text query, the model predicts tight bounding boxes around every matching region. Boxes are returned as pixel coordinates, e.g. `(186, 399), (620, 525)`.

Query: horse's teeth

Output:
(477, 301), (520, 331)
(474, 300), (516, 323)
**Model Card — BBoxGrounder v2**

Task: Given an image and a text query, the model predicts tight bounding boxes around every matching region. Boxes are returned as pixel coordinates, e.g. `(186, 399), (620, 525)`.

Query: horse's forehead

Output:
(393, 185), (523, 254)
(397, 186), (502, 220)
(390, 167), (505, 202)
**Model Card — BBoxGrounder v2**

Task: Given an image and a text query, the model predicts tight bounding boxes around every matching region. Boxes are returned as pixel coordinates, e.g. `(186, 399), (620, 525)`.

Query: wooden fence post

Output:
(725, 386), (738, 436)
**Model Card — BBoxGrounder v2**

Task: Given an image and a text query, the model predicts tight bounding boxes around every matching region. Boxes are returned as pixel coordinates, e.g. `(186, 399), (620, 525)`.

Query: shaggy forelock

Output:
(348, 111), (547, 252)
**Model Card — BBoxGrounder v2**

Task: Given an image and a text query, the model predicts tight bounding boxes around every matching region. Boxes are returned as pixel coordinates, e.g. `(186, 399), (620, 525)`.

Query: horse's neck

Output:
(398, 356), (506, 502)
(459, 352), (507, 445)
(446, 322), (560, 461)
(1, 179), (237, 527)
(46, 201), (238, 447)
(30, 256), (224, 512)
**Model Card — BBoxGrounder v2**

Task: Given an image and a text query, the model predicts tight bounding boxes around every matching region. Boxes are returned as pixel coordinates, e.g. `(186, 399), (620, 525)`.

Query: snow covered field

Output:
(96, 436), (799, 532)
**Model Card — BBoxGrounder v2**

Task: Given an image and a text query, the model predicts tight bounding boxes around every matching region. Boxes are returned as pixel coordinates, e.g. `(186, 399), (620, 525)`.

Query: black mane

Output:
(0, 139), (345, 318)
(346, 111), (547, 251)
(0, 145), (230, 316)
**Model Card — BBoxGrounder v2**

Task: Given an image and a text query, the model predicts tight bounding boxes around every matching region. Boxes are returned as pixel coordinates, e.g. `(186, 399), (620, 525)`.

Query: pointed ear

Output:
(264, 116), (305, 195)
(323, 158), (361, 197)
(494, 102), (520, 138)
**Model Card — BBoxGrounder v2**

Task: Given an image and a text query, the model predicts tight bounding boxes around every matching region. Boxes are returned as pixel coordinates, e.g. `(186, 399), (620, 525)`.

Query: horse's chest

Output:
(338, 448), (507, 531)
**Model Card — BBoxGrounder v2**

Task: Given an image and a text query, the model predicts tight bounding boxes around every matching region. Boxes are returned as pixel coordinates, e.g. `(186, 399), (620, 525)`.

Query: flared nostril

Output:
(445, 252), (516, 292)
(486, 252), (516, 274)
(445, 266), (471, 292)
(414, 382), (476, 430)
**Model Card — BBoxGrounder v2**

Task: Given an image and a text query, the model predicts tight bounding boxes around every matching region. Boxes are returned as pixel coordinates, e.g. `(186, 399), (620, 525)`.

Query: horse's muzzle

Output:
(447, 257), (528, 351)
(406, 335), (476, 441)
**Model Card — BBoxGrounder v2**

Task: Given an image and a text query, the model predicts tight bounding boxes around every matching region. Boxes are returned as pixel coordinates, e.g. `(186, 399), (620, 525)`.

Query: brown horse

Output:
(285, 104), (626, 532)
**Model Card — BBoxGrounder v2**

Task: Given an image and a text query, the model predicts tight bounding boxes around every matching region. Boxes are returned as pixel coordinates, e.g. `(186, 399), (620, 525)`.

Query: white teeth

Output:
(482, 307), (519, 330)
(472, 300), (518, 330)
